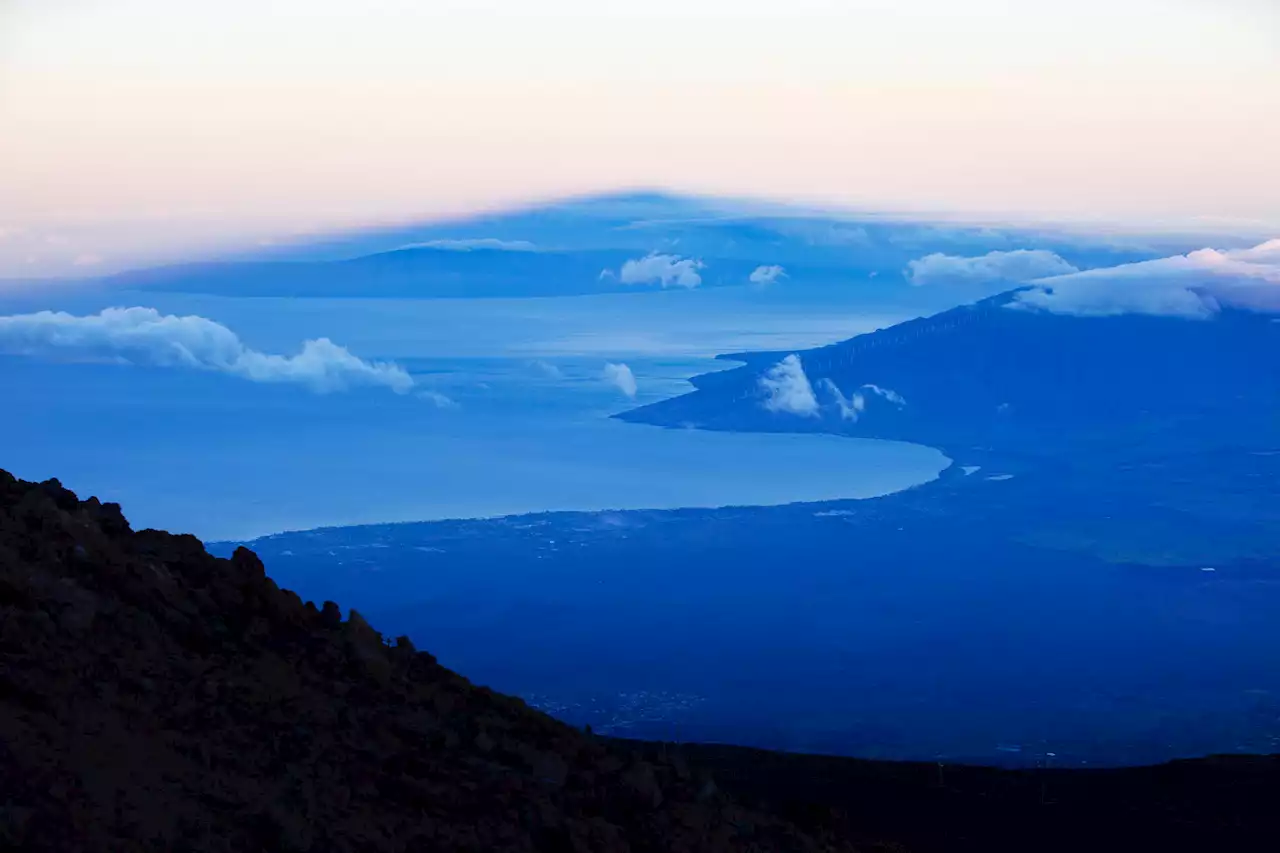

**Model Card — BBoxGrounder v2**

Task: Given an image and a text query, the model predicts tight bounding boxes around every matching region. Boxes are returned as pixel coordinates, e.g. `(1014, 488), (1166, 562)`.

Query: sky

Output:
(1, 0), (1277, 274)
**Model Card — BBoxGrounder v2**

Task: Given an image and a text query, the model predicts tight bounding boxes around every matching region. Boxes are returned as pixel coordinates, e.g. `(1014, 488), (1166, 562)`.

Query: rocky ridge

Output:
(0, 469), (860, 852)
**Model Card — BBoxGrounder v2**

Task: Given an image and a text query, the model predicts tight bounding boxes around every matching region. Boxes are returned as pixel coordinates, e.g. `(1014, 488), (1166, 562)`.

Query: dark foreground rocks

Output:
(0, 470), (859, 852)
(2, 467), (1278, 852)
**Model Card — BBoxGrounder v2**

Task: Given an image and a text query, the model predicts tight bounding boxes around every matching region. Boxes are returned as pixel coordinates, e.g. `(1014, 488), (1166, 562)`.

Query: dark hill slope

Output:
(0, 470), (857, 853)
(625, 740), (1280, 853)
(3, 470), (1280, 851)
(619, 294), (1280, 455)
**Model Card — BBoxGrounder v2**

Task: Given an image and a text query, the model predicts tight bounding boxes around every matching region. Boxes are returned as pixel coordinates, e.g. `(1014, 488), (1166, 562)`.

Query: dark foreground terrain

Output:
(2, 469), (1278, 852)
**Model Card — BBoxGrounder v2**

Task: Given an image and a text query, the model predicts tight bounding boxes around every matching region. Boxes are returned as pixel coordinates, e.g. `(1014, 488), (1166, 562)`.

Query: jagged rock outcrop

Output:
(0, 470), (858, 852)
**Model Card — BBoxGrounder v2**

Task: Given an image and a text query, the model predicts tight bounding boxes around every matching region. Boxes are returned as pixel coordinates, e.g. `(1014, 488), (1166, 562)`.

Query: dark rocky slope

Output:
(0, 470), (859, 852)
(623, 741), (1280, 853)
(3, 468), (1279, 852)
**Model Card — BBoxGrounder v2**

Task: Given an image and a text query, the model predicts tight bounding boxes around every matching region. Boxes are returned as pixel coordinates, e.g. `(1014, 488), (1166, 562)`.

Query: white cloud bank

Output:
(0, 307), (413, 394)
(1015, 238), (1280, 318)
(906, 249), (1079, 286)
(617, 253), (704, 288)
(603, 362), (637, 397)
(759, 354), (819, 416)
(749, 264), (787, 286)
(400, 238), (537, 251)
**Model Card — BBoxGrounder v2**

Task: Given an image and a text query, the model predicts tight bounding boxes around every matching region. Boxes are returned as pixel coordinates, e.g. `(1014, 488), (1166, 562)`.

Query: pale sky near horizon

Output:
(1, 0), (1277, 274)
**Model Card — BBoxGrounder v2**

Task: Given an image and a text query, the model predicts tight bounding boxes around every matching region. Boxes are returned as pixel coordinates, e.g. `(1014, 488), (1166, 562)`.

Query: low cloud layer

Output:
(1015, 238), (1280, 317)
(603, 362), (637, 398)
(759, 354), (819, 416)
(749, 264), (787, 286)
(906, 249), (1079, 286)
(617, 253), (704, 288)
(0, 307), (413, 394)
(400, 238), (537, 252)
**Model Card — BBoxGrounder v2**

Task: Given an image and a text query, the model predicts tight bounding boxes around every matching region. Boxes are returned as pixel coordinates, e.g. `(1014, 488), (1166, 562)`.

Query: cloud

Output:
(819, 379), (906, 421)
(603, 362), (637, 397)
(749, 264), (787, 286)
(400, 238), (537, 251)
(0, 307), (413, 394)
(861, 383), (906, 406)
(819, 378), (865, 421)
(530, 359), (563, 378)
(1013, 238), (1280, 317)
(1232, 238), (1280, 263)
(617, 253), (704, 288)
(905, 249), (1079, 286)
(416, 390), (458, 408)
(759, 354), (819, 416)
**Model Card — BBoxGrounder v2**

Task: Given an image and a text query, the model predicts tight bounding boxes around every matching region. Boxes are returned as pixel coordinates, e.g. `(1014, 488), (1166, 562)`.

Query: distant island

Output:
(613, 289), (1280, 567)
(617, 288), (1279, 458)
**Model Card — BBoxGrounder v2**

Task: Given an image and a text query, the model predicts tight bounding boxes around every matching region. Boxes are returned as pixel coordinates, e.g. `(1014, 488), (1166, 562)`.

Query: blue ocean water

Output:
(0, 289), (946, 540)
